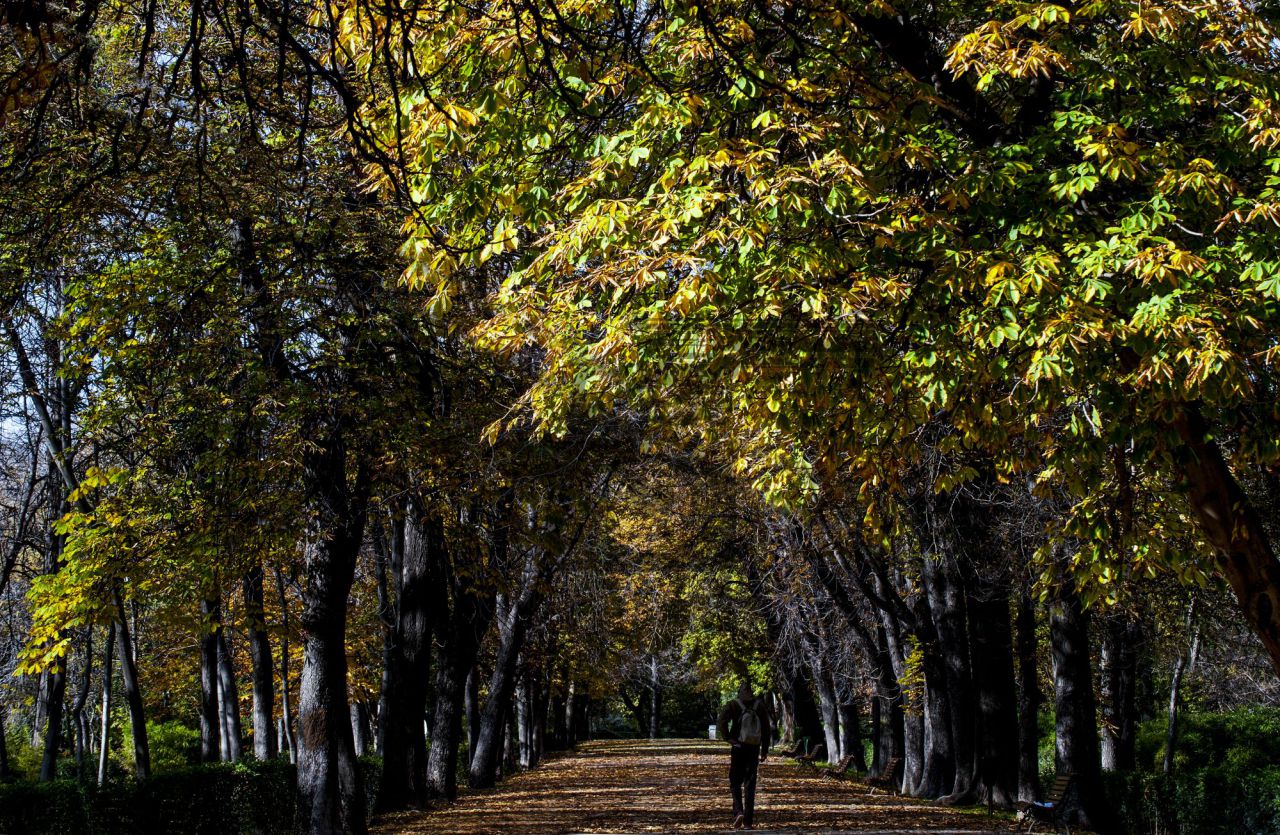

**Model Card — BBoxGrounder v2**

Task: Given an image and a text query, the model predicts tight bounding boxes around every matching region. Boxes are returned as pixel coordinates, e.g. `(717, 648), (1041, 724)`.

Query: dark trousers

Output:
(729, 743), (761, 825)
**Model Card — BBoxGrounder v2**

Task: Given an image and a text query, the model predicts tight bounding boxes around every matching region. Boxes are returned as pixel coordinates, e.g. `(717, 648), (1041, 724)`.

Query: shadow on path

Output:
(372, 739), (1018, 834)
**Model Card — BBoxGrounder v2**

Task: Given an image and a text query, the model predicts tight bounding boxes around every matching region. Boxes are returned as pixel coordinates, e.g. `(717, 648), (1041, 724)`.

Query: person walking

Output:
(718, 681), (772, 830)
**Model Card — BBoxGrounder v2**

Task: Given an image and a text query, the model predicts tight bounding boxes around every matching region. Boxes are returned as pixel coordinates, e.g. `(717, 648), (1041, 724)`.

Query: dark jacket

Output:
(718, 695), (772, 753)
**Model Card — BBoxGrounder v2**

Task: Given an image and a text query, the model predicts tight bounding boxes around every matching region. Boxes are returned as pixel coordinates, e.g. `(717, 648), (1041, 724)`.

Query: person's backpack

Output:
(736, 698), (763, 746)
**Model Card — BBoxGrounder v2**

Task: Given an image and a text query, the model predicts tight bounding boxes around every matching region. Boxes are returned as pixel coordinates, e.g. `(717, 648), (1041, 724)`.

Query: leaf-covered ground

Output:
(372, 739), (1018, 833)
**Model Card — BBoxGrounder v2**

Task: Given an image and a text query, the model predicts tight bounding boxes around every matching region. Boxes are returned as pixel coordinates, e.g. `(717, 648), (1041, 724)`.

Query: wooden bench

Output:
(775, 740), (803, 759)
(1019, 773), (1076, 833)
(796, 743), (827, 768)
(822, 754), (859, 780)
(864, 757), (902, 795)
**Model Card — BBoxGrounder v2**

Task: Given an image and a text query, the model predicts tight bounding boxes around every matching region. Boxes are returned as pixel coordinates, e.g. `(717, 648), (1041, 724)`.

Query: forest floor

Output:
(371, 739), (1021, 834)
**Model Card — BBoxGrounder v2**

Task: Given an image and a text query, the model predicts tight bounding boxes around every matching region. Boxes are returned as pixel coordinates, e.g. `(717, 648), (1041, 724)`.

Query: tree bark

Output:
(838, 699), (865, 771)
(200, 598), (223, 763)
(1163, 601), (1201, 775)
(1015, 580), (1041, 803)
(375, 514), (435, 811)
(1100, 615), (1140, 772)
(965, 588), (1019, 808)
(97, 622), (114, 786)
(647, 655), (661, 740)
(922, 549), (976, 801)
(38, 655), (67, 781)
(1051, 582), (1103, 829)
(71, 630), (93, 775)
(275, 568), (298, 764)
(295, 448), (370, 835)
(112, 589), (149, 780)
(244, 564), (277, 760)
(217, 626), (244, 763)
(1170, 406), (1280, 675)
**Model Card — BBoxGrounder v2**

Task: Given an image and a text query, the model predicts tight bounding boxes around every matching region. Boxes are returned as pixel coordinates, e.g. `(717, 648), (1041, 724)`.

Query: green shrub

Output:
(0, 756), (387, 834)
(145, 720), (201, 772)
(1107, 707), (1280, 834)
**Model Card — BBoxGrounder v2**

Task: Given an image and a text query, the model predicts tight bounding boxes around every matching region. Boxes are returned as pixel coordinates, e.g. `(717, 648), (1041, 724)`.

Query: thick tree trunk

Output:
(812, 665), (841, 760)
(244, 564), (277, 760)
(295, 449), (370, 835)
(1100, 615), (1140, 772)
(1171, 407), (1280, 675)
(918, 647), (954, 798)
(878, 609), (921, 792)
(200, 598), (223, 763)
(97, 622), (114, 786)
(426, 533), (496, 800)
(376, 515), (435, 811)
(965, 589), (1018, 808)
(113, 590), (149, 780)
(1015, 581), (1041, 803)
(1051, 583), (1103, 829)
(217, 627), (244, 763)
(838, 700), (865, 771)
(922, 550), (976, 801)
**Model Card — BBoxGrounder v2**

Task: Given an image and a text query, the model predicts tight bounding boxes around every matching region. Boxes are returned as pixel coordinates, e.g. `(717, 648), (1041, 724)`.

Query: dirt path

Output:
(372, 739), (1018, 834)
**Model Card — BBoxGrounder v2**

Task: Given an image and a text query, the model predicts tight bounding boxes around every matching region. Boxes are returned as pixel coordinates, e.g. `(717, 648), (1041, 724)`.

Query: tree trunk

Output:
(295, 448), (370, 835)
(1164, 602), (1201, 775)
(1170, 406), (1280, 675)
(71, 630), (93, 775)
(376, 514), (435, 811)
(647, 655), (661, 740)
(922, 550), (975, 801)
(113, 590), (149, 780)
(0, 702), (9, 780)
(275, 568), (298, 764)
(1015, 580), (1041, 803)
(1100, 615), (1140, 773)
(38, 655), (67, 781)
(244, 564), (277, 760)
(838, 700), (865, 771)
(217, 627), (244, 763)
(465, 666), (480, 762)
(469, 589), (537, 789)
(965, 588), (1018, 808)
(97, 622), (114, 786)
(200, 598), (223, 763)
(1051, 582), (1103, 829)
(811, 665), (841, 760)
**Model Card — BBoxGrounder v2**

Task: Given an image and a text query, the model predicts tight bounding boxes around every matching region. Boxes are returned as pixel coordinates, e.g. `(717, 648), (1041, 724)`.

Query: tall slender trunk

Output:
(217, 626), (243, 763)
(70, 629), (93, 775)
(879, 611), (922, 792)
(1051, 581), (1103, 829)
(0, 702), (9, 780)
(647, 655), (661, 740)
(97, 622), (115, 786)
(113, 589), (149, 779)
(1015, 580), (1041, 803)
(200, 598), (223, 763)
(275, 568), (298, 764)
(1163, 601), (1201, 775)
(811, 664), (841, 759)
(465, 666), (480, 761)
(469, 589), (536, 789)
(244, 564), (277, 760)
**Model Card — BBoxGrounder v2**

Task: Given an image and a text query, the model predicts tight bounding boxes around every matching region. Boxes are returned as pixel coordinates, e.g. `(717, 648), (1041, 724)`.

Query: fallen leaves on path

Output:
(372, 739), (1018, 834)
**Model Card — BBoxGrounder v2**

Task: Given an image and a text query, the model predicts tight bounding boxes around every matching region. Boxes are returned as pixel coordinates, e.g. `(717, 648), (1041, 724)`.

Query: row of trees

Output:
(4, 1), (1280, 834)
